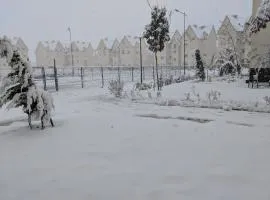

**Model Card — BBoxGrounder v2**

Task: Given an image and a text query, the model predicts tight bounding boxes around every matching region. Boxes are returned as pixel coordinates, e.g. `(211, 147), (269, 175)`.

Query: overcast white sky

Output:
(0, 0), (252, 62)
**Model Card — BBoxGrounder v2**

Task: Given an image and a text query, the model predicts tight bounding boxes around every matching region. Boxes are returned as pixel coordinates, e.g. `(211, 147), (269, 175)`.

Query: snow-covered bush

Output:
(164, 75), (174, 86)
(264, 96), (270, 105)
(135, 82), (152, 91)
(130, 89), (144, 101)
(108, 80), (124, 98)
(219, 61), (236, 76)
(148, 91), (152, 99)
(184, 92), (192, 101)
(206, 90), (221, 104)
(0, 37), (54, 129)
(184, 86), (200, 102)
(157, 91), (162, 98)
(174, 74), (192, 83)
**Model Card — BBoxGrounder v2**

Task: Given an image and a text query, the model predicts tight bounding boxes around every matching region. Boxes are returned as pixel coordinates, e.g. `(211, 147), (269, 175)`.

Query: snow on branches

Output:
(0, 37), (54, 129)
(250, 0), (270, 34)
(144, 6), (170, 90)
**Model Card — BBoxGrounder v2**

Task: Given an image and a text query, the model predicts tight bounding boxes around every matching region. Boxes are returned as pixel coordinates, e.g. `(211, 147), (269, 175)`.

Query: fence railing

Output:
(0, 64), (196, 92)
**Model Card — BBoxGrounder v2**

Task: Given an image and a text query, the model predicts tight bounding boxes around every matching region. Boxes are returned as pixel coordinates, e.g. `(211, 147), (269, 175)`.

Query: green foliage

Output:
(143, 6), (170, 53)
(195, 49), (205, 81)
(144, 6), (170, 91)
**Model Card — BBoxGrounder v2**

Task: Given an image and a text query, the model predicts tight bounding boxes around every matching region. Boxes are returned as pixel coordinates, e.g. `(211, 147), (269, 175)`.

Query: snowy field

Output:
(1, 78), (270, 199)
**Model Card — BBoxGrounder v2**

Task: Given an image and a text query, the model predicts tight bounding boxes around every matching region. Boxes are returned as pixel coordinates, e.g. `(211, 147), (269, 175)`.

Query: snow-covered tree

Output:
(0, 37), (54, 129)
(195, 49), (205, 81)
(250, 0), (270, 34)
(219, 15), (246, 75)
(144, 6), (170, 90)
(216, 48), (237, 76)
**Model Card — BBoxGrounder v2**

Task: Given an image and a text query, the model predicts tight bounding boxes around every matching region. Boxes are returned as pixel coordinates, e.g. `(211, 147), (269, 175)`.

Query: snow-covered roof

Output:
(192, 25), (212, 39)
(3, 36), (28, 51)
(103, 38), (115, 49)
(227, 15), (246, 31)
(62, 42), (71, 49)
(41, 40), (59, 51)
(126, 35), (139, 46)
(40, 40), (91, 51)
(171, 30), (181, 42)
(112, 39), (120, 49)
(72, 41), (90, 51)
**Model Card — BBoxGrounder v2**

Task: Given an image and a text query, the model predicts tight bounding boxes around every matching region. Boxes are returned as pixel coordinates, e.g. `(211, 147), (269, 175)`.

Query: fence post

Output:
(81, 67), (84, 88)
(101, 67), (104, 88)
(53, 59), (59, 91)
(72, 67), (75, 77)
(118, 67), (121, 83)
(41, 66), (47, 91)
(131, 67), (134, 82)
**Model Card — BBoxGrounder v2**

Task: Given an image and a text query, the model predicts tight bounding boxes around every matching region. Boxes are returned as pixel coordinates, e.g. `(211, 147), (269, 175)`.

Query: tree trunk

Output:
(155, 52), (160, 91)
(152, 66), (155, 90)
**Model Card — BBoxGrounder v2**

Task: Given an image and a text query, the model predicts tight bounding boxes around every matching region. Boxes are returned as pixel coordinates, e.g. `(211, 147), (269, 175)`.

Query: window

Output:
(174, 44), (177, 49)
(122, 50), (125, 54)
(174, 58), (176, 61)
(161, 56), (164, 60)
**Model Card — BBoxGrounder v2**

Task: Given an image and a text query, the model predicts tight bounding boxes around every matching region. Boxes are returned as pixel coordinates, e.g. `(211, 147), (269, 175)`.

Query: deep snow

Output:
(0, 79), (270, 200)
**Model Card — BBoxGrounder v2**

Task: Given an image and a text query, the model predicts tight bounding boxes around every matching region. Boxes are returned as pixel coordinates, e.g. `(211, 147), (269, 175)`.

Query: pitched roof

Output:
(171, 30), (181, 42)
(119, 36), (134, 48)
(126, 35), (139, 46)
(192, 25), (212, 39)
(41, 40), (58, 50)
(72, 41), (91, 51)
(103, 38), (115, 49)
(112, 39), (120, 49)
(228, 15), (246, 31)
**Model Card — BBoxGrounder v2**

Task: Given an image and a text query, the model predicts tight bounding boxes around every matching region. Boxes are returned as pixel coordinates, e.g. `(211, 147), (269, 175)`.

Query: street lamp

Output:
(67, 27), (74, 66)
(134, 36), (143, 84)
(172, 9), (187, 75)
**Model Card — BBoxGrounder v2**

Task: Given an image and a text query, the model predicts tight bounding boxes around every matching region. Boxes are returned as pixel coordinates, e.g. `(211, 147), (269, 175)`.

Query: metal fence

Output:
(0, 65), (195, 92)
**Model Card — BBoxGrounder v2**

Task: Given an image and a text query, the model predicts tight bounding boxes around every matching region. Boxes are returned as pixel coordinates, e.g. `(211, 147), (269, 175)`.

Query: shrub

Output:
(264, 96), (270, 105)
(206, 90), (221, 104)
(164, 75), (174, 86)
(135, 82), (152, 91)
(108, 80), (124, 98)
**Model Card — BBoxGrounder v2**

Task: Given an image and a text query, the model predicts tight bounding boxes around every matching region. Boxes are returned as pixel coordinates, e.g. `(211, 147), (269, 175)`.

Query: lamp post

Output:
(173, 9), (187, 75)
(67, 27), (74, 66)
(135, 36), (143, 84)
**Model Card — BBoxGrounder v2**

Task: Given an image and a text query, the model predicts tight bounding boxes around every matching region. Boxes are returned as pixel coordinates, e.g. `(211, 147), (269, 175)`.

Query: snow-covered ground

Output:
(1, 79), (270, 200)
